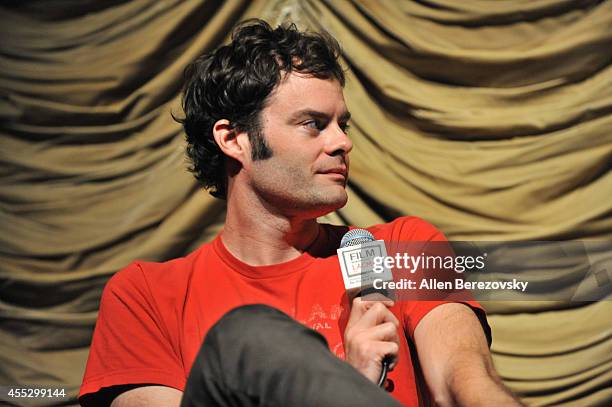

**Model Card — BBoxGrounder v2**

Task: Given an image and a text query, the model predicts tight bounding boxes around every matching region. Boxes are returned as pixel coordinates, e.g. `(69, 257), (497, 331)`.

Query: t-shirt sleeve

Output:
(79, 262), (185, 405)
(391, 217), (492, 345)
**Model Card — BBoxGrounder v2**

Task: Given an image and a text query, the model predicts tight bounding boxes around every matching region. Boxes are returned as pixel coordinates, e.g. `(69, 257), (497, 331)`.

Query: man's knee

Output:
(187, 306), (286, 390)
(211, 304), (290, 336)
(203, 305), (295, 353)
(203, 304), (328, 361)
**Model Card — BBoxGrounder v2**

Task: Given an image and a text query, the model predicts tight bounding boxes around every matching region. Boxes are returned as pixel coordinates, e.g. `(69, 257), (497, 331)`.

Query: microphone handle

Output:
(378, 356), (392, 387)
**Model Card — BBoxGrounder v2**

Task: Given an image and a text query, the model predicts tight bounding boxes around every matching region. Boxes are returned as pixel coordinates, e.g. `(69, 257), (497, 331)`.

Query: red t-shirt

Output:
(79, 217), (489, 406)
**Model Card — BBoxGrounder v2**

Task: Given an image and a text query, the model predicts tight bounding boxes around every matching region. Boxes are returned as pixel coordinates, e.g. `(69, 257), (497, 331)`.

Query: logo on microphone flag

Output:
(337, 240), (393, 291)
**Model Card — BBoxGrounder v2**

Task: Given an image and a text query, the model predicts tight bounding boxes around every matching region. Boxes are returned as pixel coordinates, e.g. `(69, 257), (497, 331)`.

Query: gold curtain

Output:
(0, 1), (610, 405)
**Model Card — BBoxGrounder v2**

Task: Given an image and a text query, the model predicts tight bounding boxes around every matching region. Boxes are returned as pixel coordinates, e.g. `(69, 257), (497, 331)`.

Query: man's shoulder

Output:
(367, 216), (447, 242)
(104, 241), (214, 298)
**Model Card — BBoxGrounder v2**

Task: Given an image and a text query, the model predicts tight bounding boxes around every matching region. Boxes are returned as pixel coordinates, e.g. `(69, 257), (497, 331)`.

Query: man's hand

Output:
(344, 296), (400, 383)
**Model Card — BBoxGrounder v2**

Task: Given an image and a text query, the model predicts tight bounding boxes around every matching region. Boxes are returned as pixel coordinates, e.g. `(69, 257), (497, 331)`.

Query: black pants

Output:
(180, 304), (402, 407)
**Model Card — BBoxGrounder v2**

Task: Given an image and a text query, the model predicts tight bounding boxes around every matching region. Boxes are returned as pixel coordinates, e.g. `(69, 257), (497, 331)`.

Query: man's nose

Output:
(327, 124), (353, 157)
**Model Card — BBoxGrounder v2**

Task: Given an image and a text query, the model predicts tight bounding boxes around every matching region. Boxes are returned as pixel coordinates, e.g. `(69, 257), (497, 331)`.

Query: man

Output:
(79, 19), (522, 407)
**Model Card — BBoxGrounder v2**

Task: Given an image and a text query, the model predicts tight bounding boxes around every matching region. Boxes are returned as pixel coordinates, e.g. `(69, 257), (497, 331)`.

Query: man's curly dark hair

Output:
(177, 19), (345, 199)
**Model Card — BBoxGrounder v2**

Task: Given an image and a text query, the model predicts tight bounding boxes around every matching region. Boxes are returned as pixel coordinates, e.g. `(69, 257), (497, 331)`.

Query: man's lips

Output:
(319, 168), (348, 178)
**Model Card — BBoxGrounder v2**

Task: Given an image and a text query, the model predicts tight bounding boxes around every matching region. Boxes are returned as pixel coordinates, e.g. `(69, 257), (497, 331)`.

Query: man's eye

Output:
(304, 120), (325, 131)
(340, 123), (351, 133)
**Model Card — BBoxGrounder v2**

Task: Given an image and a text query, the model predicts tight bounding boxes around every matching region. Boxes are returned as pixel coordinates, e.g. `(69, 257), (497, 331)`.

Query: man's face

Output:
(243, 72), (353, 218)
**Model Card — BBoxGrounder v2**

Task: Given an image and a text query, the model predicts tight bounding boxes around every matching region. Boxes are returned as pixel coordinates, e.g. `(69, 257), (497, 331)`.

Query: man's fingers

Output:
(360, 291), (394, 304)
(355, 301), (399, 330)
(356, 322), (400, 367)
(366, 321), (400, 342)
(346, 297), (368, 327)
(379, 333), (400, 371)
(375, 341), (400, 366)
(346, 296), (394, 327)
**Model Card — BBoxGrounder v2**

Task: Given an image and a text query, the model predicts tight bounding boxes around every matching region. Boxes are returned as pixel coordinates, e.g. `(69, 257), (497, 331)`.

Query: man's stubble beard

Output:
(250, 160), (348, 219)
(247, 127), (348, 218)
(252, 167), (348, 218)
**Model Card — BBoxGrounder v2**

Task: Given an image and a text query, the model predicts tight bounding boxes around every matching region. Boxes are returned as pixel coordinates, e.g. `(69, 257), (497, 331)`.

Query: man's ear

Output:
(212, 119), (250, 164)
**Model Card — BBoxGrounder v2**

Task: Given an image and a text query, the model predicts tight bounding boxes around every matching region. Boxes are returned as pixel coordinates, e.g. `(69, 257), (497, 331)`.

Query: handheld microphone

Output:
(338, 229), (394, 388)
(340, 228), (377, 247)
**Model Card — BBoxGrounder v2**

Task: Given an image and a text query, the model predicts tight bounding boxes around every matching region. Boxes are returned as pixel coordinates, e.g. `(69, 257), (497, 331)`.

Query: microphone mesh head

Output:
(340, 228), (376, 248)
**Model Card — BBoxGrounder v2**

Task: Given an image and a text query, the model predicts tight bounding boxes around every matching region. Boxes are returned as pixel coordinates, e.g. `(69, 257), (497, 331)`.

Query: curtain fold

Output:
(1, 1), (610, 405)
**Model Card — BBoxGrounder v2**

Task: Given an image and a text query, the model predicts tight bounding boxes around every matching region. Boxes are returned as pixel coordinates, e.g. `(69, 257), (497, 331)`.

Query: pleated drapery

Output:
(1, 1), (610, 405)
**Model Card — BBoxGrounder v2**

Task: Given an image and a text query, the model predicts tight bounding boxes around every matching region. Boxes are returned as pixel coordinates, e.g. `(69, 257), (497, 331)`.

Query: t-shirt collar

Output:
(212, 232), (321, 279)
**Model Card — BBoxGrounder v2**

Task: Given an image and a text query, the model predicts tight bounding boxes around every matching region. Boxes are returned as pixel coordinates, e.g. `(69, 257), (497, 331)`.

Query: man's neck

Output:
(221, 188), (321, 266)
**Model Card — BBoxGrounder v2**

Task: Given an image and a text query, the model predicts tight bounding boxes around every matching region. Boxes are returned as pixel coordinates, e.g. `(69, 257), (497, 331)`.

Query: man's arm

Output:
(78, 263), (186, 407)
(414, 303), (524, 407)
(109, 386), (182, 407)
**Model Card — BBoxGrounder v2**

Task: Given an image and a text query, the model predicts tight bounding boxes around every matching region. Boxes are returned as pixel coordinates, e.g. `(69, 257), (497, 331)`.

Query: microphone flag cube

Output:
(337, 240), (393, 291)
